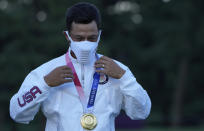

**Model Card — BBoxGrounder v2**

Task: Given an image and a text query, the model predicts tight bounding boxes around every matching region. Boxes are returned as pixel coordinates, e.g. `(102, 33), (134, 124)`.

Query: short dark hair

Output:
(66, 2), (101, 31)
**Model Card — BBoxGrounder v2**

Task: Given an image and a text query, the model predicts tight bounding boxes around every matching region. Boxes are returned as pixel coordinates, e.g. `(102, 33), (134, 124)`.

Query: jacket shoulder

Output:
(32, 54), (66, 75)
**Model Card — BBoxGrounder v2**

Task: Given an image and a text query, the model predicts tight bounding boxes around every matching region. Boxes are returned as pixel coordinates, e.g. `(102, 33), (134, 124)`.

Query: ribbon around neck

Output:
(65, 50), (100, 113)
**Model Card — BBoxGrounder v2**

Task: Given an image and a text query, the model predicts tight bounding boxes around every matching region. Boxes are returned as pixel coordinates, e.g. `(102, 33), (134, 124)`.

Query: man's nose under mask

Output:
(65, 31), (101, 64)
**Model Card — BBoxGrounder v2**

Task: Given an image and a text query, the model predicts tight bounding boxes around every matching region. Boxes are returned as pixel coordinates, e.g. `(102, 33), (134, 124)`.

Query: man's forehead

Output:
(70, 21), (98, 35)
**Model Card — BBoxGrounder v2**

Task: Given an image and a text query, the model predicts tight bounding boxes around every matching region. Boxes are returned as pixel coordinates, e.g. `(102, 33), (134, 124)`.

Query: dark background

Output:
(1, 0), (204, 130)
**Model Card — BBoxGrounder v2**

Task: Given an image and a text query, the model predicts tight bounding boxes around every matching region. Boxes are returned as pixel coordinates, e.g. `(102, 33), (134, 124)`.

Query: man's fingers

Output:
(57, 65), (72, 71)
(95, 69), (106, 74)
(63, 70), (73, 75)
(95, 63), (107, 69)
(57, 65), (73, 75)
(63, 73), (74, 79)
(95, 59), (108, 66)
(58, 65), (68, 69)
(63, 66), (72, 70)
(100, 56), (111, 61)
(62, 66), (72, 71)
(95, 56), (112, 66)
(95, 56), (109, 64)
(62, 78), (73, 83)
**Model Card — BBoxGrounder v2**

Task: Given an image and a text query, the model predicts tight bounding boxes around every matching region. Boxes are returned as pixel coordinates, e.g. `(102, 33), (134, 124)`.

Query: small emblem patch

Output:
(99, 74), (109, 85)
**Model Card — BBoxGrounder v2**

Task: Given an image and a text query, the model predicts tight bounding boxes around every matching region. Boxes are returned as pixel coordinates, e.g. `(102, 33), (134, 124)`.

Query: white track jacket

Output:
(10, 50), (151, 131)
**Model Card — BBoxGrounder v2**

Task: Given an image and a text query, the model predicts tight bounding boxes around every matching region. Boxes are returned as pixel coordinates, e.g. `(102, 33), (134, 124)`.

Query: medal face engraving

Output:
(81, 114), (97, 130)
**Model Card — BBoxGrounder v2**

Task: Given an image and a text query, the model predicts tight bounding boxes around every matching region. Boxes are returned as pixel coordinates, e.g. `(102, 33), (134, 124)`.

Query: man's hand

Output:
(95, 56), (125, 79)
(44, 65), (73, 87)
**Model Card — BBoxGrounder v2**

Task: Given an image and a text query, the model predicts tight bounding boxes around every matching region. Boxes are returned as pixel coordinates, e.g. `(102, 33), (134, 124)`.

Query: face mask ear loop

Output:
(65, 31), (74, 43)
(96, 30), (102, 43)
(94, 30), (102, 57)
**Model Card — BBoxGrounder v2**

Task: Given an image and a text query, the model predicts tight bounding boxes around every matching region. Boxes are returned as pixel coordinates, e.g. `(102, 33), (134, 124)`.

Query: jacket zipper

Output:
(81, 64), (85, 88)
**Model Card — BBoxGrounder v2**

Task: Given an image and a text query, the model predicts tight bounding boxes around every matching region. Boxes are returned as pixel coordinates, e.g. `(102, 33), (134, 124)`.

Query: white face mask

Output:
(65, 30), (101, 64)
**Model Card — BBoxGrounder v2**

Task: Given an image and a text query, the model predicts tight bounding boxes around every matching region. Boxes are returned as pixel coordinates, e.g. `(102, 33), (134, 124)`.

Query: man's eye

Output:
(88, 37), (97, 42)
(75, 37), (83, 41)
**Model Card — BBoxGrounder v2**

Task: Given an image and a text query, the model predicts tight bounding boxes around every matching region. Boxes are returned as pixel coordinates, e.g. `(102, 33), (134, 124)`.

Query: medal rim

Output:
(80, 113), (97, 130)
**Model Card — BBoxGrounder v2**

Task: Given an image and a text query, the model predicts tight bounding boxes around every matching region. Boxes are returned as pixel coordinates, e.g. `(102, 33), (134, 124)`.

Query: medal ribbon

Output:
(65, 50), (100, 112)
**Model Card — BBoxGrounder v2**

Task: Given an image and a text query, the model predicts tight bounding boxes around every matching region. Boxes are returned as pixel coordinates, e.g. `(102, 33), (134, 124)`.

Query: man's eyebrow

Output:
(72, 34), (84, 37)
(71, 33), (98, 37)
(89, 35), (98, 37)
(90, 33), (99, 36)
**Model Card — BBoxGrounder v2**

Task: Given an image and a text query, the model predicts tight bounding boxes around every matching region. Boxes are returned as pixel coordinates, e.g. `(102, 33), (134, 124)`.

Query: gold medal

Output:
(80, 114), (97, 130)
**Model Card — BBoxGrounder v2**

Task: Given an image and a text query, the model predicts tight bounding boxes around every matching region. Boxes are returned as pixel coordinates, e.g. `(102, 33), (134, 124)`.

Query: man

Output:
(10, 2), (151, 131)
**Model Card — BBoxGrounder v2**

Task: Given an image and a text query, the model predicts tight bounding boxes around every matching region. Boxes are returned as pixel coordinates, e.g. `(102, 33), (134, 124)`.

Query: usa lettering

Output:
(17, 86), (42, 107)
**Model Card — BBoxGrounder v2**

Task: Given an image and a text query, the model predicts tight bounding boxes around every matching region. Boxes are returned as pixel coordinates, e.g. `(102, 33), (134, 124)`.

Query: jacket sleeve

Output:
(119, 67), (151, 120)
(10, 70), (50, 124)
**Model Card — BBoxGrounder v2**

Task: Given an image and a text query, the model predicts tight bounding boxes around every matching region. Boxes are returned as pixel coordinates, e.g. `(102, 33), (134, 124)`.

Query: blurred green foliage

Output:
(0, 0), (204, 130)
